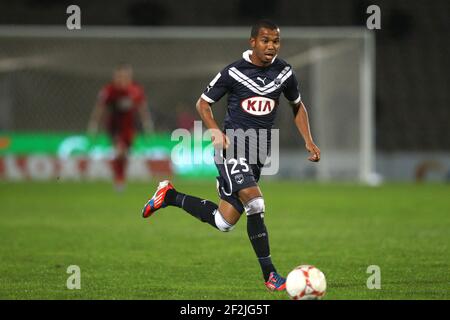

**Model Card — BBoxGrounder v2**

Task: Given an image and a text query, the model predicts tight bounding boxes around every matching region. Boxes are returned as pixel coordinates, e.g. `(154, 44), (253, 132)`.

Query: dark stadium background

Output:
(1, 0), (448, 152)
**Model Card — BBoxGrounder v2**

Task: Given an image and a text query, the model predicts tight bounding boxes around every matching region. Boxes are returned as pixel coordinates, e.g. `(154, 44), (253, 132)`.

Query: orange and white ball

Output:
(286, 265), (327, 300)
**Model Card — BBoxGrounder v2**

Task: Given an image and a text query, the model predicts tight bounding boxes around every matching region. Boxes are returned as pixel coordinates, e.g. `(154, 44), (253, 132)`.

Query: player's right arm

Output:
(87, 86), (108, 135)
(196, 98), (230, 149)
(87, 103), (105, 135)
(197, 70), (231, 149)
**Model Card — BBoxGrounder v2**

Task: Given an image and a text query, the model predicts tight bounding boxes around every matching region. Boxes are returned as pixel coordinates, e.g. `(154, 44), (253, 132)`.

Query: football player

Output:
(88, 64), (154, 191)
(142, 20), (320, 291)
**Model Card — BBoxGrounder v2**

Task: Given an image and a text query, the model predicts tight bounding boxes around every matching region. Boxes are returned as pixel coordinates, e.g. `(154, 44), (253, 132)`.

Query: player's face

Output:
(113, 68), (133, 89)
(250, 27), (280, 66)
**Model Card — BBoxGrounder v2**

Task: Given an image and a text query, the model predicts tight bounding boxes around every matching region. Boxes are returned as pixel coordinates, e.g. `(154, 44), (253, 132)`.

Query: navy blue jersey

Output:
(201, 50), (302, 132)
(205, 51), (302, 201)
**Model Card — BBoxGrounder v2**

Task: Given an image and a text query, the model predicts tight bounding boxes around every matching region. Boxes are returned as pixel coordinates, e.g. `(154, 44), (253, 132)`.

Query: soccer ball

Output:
(286, 265), (326, 300)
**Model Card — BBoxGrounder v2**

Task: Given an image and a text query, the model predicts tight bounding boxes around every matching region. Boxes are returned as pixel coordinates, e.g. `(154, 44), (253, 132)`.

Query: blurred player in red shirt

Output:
(88, 64), (154, 191)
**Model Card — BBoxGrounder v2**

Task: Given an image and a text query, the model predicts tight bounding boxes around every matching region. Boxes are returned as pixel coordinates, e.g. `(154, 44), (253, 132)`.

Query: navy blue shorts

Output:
(214, 152), (262, 214)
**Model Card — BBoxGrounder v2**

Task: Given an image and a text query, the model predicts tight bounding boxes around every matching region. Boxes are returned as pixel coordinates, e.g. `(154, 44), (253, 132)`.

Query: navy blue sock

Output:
(247, 214), (276, 281)
(165, 189), (218, 229)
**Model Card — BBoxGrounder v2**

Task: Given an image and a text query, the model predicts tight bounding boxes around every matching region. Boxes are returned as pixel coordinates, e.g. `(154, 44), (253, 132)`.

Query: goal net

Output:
(0, 26), (375, 182)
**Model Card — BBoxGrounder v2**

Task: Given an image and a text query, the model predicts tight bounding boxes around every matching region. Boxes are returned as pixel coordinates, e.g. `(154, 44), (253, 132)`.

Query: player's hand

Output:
(210, 129), (230, 149)
(306, 142), (320, 162)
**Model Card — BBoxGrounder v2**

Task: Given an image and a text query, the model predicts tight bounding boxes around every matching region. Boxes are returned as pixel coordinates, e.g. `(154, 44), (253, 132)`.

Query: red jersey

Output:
(98, 82), (146, 136)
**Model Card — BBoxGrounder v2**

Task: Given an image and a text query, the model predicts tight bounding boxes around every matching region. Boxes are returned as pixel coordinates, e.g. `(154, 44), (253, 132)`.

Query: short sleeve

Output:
(283, 70), (302, 104)
(201, 69), (230, 104)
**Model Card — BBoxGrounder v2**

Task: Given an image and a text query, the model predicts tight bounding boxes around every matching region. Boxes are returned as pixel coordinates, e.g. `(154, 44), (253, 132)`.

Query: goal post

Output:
(285, 28), (376, 183)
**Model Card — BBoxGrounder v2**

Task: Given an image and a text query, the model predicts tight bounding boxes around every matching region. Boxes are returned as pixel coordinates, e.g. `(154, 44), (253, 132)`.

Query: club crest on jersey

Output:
(235, 174), (244, 184)
(240, 97), (276, 116)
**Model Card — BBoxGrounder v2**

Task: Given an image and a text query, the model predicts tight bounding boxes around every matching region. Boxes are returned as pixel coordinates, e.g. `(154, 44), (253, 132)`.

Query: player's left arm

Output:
(283, 68), (320, 162)
(292, 101), (320, 162)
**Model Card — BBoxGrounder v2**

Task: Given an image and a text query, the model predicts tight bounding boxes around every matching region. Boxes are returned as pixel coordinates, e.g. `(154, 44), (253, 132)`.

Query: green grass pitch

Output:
(0, 180), (449, 300)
